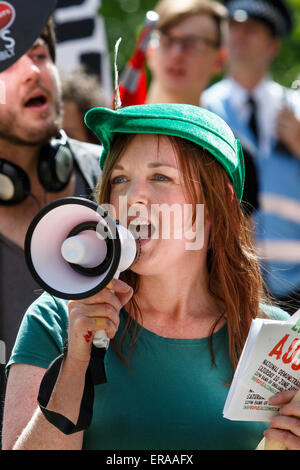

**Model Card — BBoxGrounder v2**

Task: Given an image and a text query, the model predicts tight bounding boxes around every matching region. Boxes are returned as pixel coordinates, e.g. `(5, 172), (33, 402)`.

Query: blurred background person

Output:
(0, 0), (59, 449)
(146, 0), (228, 106)
(144, 0), (258, 216)
(203, 0), (300, 314)
(0, 17), (101, 444)
(61, 67), (109, 144)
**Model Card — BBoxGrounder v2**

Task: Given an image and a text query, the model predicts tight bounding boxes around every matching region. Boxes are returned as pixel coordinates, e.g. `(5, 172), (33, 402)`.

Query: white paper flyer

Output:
(223, 309), (300, 421)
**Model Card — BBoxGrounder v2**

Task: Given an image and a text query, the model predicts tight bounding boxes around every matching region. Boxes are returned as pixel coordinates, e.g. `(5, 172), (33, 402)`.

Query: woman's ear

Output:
(227, 182), (235, 202)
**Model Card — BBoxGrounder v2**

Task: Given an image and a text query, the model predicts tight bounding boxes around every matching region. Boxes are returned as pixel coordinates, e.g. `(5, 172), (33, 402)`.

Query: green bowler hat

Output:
(85, 103), (245, 203)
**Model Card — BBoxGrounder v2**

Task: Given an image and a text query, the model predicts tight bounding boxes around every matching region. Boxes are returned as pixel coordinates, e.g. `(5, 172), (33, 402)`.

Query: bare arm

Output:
(2, 279), (133, 450)
(2, 361), (85, 450)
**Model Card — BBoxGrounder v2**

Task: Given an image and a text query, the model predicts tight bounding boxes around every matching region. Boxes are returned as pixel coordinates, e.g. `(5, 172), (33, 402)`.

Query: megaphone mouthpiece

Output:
(61, 231), (108, 268)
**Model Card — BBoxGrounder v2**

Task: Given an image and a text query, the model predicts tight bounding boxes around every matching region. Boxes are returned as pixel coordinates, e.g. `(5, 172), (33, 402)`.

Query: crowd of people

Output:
(1, 0), (300, 451)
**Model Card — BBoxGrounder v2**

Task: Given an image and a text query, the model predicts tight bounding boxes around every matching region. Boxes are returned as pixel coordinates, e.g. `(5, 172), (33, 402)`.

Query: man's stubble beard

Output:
(0, 96), (63, 148)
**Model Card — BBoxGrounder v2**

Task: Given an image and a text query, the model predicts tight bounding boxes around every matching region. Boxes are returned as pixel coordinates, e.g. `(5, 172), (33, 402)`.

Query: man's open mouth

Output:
(24, 90), (48, 108)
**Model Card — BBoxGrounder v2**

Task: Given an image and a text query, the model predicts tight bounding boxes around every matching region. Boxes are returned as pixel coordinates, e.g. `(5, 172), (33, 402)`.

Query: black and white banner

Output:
(0, 0), (57, 73)
(54, 0), (112, 96)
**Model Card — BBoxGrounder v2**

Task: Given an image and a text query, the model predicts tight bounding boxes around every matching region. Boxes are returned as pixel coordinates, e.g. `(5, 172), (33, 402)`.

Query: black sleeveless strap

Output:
(37, 344), (107, 435)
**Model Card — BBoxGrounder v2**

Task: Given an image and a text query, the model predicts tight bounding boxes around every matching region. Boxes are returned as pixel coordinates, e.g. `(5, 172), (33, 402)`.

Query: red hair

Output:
(95, 133), (270, 370)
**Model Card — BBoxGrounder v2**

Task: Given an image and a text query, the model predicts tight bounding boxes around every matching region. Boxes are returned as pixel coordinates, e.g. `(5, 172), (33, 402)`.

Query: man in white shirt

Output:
(203, 0), (300, 313)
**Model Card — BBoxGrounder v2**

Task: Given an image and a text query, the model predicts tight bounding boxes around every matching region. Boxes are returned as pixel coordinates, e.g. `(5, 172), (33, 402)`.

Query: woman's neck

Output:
(127, 267), (224, 339)
(129, 262), (222, 323)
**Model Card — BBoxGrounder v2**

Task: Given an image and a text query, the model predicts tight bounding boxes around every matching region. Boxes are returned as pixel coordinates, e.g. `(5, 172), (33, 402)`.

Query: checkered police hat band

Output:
(228, 0), (287, 36)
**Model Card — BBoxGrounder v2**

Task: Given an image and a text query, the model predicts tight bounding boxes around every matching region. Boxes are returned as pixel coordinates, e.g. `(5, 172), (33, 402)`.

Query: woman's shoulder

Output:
(259, 303), (291, 321)
(7, 292), (69, 372)
(27, 290), (69, 324)
(16, 290), (70, 349)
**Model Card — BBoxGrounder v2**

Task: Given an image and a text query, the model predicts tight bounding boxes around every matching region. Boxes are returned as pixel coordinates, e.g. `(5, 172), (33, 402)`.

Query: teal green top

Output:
(7, 292), (289, 450)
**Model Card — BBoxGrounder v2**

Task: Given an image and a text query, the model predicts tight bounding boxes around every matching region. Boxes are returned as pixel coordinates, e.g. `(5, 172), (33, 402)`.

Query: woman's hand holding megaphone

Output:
(66, 279), (133, 363)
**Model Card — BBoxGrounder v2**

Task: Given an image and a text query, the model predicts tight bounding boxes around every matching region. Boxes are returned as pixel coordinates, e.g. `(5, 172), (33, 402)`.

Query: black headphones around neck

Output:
(0, 130), (74, 205)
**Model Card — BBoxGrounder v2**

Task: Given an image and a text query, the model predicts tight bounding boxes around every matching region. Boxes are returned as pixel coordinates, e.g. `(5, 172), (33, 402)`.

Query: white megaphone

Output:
(25, 197), (139, 349)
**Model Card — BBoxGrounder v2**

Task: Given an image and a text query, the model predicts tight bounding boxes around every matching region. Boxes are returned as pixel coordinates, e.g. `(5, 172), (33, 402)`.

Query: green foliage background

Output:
(100, 0), (300, 89)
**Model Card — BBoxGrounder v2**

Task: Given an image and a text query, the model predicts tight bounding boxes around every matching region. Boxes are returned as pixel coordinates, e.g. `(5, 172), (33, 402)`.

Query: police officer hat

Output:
(224, 0), (293, 37)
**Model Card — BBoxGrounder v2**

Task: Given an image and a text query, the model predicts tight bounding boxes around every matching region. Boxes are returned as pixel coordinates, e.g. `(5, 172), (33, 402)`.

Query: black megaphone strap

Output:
(37, 344), (107, 435)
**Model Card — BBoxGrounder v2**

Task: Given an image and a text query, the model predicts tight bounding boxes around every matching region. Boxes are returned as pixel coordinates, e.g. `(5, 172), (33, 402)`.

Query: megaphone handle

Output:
(93, 330), (110, 349)
(93, 272), (120, 349)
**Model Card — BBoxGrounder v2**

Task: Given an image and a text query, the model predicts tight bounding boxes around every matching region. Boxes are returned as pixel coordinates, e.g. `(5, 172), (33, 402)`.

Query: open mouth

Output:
(167, 67), (185, 78)
(24, 93), (48, 109)
(128, 219), (156, 241)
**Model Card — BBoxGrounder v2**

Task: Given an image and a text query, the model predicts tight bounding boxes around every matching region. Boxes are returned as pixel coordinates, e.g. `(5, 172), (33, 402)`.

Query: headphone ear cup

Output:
(0, 159), (30, 205)
(0, 132), (74, 205)
(38, 136), (74, 192)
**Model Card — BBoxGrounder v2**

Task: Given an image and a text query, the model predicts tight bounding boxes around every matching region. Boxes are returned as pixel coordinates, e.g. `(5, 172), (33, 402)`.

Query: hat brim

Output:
(85, 104), (245, 203)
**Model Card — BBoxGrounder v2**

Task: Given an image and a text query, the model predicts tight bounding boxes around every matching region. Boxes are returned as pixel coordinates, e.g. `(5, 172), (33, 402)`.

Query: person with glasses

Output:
(146, 0), (260, 219)
(146, 0), (228, 106)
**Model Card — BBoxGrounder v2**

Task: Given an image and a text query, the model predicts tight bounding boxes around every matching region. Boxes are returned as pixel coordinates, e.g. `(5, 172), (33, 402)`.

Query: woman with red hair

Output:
(3, 104), (299, 450)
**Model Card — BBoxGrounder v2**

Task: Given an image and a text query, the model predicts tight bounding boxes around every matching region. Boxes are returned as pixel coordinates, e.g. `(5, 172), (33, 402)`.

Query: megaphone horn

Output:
(25, 197), (138, 348)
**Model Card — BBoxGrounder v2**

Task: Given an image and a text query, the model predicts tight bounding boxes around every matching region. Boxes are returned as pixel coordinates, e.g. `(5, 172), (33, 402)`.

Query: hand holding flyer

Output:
(224, 309), (300, 422)
(262, 388), (300, 449)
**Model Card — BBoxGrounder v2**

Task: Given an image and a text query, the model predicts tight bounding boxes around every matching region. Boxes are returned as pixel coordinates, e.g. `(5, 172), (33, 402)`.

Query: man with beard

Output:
(0, 17), (101, 442)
